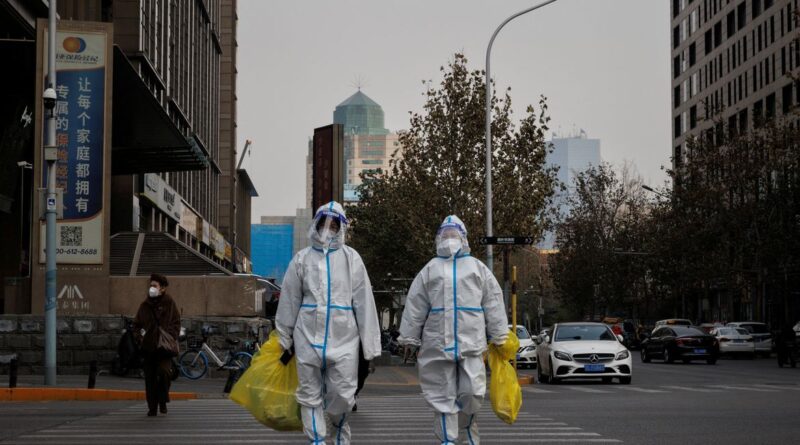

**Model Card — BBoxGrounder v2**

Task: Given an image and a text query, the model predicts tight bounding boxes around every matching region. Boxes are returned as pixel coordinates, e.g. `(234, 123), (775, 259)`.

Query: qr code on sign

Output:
(61, 226), (82, 246)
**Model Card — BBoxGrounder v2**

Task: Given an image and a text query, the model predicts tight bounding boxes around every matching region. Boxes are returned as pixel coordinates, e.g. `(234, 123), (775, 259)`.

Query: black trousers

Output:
(143, 356), (172, 410)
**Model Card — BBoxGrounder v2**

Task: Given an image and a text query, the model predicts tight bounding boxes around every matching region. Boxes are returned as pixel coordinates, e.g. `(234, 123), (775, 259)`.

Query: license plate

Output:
(584, 364), (605, 373)
(733, 339), (744, 343)
(694, 348), (707, 354)
(516, 354), (521, 360)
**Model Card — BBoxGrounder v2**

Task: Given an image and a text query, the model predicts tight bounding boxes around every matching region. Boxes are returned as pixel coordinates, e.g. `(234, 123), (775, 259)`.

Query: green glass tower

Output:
(333, 90), (389, 136)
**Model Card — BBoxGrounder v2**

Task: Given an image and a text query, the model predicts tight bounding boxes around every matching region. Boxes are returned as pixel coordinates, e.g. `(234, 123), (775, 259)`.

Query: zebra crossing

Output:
(523, 382), (800, 395)
(0, 396), (621, 444)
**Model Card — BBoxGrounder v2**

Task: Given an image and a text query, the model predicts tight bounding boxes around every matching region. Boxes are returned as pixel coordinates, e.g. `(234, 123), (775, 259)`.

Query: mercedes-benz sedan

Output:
(536, 322), (632, 384)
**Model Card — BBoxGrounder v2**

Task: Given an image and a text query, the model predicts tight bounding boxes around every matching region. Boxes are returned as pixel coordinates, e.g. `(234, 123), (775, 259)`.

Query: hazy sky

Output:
(237, 0), (671, 220)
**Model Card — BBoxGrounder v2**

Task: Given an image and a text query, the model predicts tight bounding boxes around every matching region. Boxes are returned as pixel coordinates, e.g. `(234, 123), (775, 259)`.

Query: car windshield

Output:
(738, 324), (769, 334)
(514, 327), (531, 339)
(716, 328), (736, 336)
(735, 328), (749, 336)
(673, 327), (706, 336)
(555, 325), (616, 341)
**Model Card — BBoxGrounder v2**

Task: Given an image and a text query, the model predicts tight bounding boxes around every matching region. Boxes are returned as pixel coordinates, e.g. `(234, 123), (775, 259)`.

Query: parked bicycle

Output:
(178, 327), (254, 384)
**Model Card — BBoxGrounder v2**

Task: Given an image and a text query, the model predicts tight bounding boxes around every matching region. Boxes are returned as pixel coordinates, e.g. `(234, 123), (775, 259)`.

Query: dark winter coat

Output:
(133, 293), (181, 355)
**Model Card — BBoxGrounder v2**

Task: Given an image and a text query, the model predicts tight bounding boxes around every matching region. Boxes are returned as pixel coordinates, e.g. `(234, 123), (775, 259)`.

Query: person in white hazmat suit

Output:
(399, 215), (508, 445)
(276, 201), (381, 445)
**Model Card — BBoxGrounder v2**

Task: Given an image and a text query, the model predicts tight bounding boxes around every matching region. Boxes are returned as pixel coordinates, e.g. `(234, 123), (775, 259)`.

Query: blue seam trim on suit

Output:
(311, 344), (323, 349)
(312, 246), (339, 253)
(456, 306), (483, 312)
(436, 253), (470, 259)
(329, 305), (353, 310)
(430, 307), (444, 313)
(321, 252), (332, 408)
(336, 413), (346, 444)
(466, 414), (476, 445)
(441, 413), (450, 443)
(301, 304), (317, 308)
(453, 251), (459, 362)
(311, 409), (320, 443)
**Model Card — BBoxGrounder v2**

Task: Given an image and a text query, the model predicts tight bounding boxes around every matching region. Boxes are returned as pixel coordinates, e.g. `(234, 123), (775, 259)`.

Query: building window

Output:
(674, 115), (682, 138)
(738, 109), (748, 132)
(766, 93), (776, 120)
(705, 29), (713, 54)
(754, 99), (764, 126)
(765, 0), (773, 9)
(674, 56), (681, 78)
(673, 26), (680, 48)
(727, 11), (736, 38)
(782, 83), (793, 114)
(737, 2), (746, 30)
(690, 43), (696, 66)
(690, 105), (698, 129)
(714, 21), (722, 48)
(673, 0), (680, 18)
(674, 86), (681, 108)
(753, 0), (762, 18)
(674, 144), (683, 167)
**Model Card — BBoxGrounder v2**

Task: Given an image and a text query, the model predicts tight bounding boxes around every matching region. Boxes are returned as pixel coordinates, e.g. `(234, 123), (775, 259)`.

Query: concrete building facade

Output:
(671, 0), (800, 167)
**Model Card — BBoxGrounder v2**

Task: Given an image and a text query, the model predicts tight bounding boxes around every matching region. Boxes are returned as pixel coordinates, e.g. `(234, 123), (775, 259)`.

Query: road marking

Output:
(708, 385), (779, 392)
(617, 386), (667, 393)
(3, 396), (622, 444)
(523, 386), (555, 393)
(565, 386), (611, 394)
(661, 385), (723, 393)
(753, 384), (800, 391)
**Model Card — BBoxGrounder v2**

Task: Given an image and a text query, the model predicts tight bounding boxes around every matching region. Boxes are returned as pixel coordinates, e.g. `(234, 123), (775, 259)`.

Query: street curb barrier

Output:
(0, 388), (198, 402)
(518, 375), (534, 385)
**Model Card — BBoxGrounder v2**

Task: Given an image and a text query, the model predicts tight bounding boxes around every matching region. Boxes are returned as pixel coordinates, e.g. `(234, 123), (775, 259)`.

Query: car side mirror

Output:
(544, 335), (551, 344)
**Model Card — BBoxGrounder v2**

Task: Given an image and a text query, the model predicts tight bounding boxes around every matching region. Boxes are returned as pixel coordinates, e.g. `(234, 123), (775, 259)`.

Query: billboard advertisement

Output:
(312, 124), (344, 211)
(38, 22), (110, 265)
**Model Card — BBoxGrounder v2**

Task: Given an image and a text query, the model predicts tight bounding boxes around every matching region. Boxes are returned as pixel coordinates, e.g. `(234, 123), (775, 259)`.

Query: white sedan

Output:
(536, 322), (632, 384)
(510, 325), (537, 369)
(710, 327), (755, 357)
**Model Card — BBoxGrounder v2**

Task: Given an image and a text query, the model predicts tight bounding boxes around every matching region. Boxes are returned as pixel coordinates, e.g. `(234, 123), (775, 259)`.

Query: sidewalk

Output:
(0, 364), (534, 401)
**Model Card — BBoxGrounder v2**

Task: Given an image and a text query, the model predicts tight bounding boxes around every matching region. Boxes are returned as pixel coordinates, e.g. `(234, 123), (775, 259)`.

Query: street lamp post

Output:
(485, 0), (559, 272)
(43, 0), (58, 386)
(17, 161), (32, 276)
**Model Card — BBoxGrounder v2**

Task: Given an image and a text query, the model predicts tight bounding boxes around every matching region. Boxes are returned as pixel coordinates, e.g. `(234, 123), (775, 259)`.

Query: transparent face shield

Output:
(435, 224), (469, 257)
(308, 209), (347, 249)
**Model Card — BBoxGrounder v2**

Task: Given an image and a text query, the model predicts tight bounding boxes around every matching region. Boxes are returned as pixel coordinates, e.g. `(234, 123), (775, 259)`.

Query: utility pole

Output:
(43, 0), (58, 385)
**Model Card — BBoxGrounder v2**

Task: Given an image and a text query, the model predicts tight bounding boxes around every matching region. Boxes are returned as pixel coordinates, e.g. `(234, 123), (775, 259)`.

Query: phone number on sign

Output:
(55, 248), (98, 255)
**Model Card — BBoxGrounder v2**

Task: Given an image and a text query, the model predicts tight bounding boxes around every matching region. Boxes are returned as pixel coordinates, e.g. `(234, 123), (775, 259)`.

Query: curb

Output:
(0, 388), (198, 402)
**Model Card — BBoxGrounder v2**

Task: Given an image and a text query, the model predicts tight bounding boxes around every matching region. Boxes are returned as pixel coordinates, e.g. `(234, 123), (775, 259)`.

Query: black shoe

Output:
(147, 410), (157, 417)
(159, 403), (167, 414)
(352, 403), (358, 412)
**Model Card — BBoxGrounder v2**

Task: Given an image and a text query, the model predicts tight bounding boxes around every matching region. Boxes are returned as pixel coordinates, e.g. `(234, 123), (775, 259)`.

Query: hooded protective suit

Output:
(399, 215), (508, 445)
(276, 201), (381, 445)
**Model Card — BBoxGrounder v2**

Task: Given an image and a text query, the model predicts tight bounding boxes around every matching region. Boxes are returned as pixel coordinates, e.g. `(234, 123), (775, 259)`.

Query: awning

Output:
(237, 169), (259, 197)
(111, 46), (209, 174)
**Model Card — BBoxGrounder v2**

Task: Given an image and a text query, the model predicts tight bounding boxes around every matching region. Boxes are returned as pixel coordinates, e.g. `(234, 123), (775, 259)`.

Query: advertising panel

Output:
(142, 173), (183, 221)
(312, 124), (344, 211)
(38, 23), (110, 264)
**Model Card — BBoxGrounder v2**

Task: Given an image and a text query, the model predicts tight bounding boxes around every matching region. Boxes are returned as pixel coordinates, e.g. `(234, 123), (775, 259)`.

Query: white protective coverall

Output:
(399, 215), (508, 445)
(276, 201), (381, 445)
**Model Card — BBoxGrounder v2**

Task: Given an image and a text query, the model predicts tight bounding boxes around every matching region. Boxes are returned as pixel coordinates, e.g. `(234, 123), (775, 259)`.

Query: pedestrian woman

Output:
(134, 273), (181, 416)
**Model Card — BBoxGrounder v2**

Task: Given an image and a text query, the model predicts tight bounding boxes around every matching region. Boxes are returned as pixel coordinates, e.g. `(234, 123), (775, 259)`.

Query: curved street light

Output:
(485, 0), (559, 272)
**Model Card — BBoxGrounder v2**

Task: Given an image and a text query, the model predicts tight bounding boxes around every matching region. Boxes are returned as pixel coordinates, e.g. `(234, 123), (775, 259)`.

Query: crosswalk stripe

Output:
(523, 386), (555, 393)
(708, 385), (779, 392)
(566, 386), (611, 393)
(617, 386), (667, 393)
(3, 396), (621, 445)
(661, 385), (723, 393)
(753, 384), (800, 391)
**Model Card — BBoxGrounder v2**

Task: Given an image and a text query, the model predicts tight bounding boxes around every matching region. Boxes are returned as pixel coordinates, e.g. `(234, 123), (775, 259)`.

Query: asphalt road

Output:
(0, 354), (797, 444)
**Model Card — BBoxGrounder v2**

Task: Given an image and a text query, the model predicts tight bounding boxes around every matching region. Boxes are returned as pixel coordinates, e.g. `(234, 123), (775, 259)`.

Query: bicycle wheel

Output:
(179, 350), (208, 380)
(232, 351), (253, 371)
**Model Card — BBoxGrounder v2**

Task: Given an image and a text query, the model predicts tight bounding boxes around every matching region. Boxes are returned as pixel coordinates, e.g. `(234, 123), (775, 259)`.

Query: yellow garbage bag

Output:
(488, 330), (522, 424)
(230, 331), (303, 431)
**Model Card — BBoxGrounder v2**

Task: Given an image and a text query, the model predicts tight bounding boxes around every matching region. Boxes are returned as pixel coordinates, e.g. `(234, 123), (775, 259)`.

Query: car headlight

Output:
(615, 350), (630, 360)
(553, 351), (572, 361)
(525, 345), (536, 352)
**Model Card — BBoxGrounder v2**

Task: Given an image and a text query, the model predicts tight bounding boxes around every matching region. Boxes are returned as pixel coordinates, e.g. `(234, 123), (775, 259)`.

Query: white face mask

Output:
(437, 238), (462, 257)
(148, 286), (160, 298)
(319, 228), (337, 245)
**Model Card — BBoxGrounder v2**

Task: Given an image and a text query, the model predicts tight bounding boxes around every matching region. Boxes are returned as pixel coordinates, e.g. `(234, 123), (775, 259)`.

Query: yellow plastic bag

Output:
(230, 331), (303, 431)
(488, 330), (522, 424)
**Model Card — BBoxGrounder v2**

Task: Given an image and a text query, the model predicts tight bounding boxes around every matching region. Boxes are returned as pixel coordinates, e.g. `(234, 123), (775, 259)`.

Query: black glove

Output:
(279, 346), (295, 365)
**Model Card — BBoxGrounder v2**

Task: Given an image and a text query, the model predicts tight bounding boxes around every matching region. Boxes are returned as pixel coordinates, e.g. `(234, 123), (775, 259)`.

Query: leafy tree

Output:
(349, 53), (559, 322)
